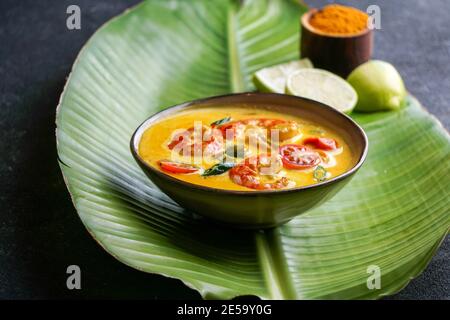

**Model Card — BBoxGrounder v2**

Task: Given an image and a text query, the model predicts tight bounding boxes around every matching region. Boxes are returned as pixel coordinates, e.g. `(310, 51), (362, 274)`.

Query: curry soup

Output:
(138, 106), (356, 191)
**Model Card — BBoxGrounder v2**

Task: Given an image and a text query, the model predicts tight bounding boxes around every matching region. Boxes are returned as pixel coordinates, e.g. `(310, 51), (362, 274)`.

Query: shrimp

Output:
(229, 154), (292, 190)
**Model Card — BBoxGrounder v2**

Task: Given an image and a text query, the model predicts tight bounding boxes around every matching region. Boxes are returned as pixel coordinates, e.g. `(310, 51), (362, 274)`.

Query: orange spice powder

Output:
(309, 4), (369, 35)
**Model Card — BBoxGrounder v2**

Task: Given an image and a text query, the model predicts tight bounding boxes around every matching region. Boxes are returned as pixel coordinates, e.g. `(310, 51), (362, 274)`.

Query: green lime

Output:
(253, 59), (313, 93)
(286, 68), (357, 114)
(347, 60), (406, 112)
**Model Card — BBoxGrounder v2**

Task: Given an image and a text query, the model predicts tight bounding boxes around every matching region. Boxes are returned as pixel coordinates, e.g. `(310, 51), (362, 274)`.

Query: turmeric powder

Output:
(309, 4), (369, 35)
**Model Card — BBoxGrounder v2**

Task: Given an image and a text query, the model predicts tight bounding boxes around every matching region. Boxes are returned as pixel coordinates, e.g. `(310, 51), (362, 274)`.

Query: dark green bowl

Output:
(131, 93), (368, 229)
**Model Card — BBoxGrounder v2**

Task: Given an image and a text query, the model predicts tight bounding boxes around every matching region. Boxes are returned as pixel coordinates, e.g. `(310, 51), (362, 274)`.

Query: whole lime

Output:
(347, 60), (406, 112)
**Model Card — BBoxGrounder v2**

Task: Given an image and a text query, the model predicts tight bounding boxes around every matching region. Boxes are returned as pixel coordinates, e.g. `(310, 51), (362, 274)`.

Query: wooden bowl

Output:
(301, 8), (373, 78)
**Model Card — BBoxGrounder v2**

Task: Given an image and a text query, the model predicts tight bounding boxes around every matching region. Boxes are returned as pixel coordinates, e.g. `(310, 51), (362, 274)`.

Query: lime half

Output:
(286, 69), (357, 114)
(253, 59), (313, 93)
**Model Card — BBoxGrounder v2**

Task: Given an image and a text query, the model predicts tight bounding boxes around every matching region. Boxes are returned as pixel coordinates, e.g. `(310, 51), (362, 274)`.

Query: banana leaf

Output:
(56, 0), (450, 299)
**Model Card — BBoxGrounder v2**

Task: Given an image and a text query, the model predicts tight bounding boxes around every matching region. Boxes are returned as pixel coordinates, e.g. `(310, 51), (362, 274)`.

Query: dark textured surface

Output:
(0, 0), (448, 299)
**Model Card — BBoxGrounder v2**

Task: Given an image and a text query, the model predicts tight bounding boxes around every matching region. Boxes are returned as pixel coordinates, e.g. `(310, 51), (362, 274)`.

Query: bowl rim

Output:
(301, 8), (372, 39)
(130, 92), (369, 196)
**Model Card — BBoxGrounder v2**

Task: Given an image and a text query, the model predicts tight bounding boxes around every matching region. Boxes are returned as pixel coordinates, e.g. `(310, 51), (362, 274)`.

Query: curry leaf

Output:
(202, 163), (235, 177)
(211, 117), (232, 127)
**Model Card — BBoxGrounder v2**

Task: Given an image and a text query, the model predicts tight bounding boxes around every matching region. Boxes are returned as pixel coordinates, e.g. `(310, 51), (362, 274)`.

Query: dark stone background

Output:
(0, 0), (448, 299)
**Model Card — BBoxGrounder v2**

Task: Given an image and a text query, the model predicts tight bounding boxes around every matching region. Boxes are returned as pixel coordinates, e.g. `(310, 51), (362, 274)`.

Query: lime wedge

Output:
(286, 69), (357, 114)
(253, 59), (313, 93)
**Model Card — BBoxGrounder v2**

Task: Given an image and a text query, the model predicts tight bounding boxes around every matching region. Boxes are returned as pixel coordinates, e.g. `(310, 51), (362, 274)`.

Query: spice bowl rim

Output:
(301, 8), (372, 39)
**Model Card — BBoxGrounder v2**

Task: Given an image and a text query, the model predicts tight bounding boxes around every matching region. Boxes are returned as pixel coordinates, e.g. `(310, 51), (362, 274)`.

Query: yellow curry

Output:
(138, 106), (355, 191)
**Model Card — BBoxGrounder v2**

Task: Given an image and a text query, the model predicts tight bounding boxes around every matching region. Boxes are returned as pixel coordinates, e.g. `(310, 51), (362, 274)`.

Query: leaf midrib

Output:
(256, 230), (298, 299)
(227, 0), (245, 92)
(227, 0), (296, 299)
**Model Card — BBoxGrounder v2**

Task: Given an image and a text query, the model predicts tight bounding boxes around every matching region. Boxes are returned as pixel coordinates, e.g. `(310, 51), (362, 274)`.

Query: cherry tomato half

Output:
(279, 144), (321, 170)
(303, 137), (338, 151)
(158, 160), (199, 174)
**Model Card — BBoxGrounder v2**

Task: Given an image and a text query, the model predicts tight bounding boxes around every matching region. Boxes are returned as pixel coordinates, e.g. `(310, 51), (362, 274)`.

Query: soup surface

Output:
(138, 105), (356, 191)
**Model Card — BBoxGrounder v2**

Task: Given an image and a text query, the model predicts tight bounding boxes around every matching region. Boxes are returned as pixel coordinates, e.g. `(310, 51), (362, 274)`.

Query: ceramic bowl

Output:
(131, 93), (368, 229)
